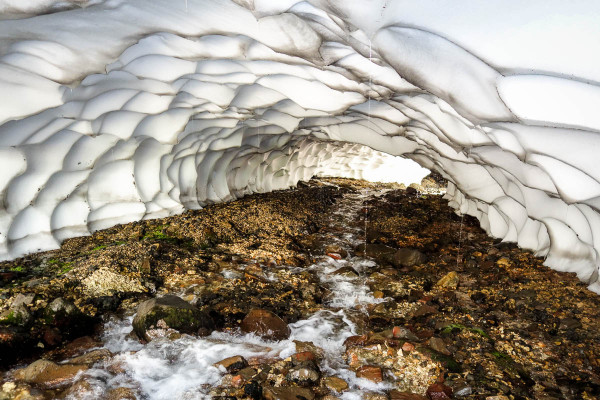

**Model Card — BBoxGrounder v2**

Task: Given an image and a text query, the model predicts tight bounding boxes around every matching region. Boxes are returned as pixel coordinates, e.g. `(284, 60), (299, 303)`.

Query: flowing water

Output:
(67, 186), (393, 399)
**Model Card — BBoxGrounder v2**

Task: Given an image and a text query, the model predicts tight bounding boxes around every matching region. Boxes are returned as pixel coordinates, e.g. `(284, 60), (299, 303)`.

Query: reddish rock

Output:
(389, 391), (428, 400)
(292, 351), (316, 363)
(327, 253), (342, 260)
(426, 383), (452, 400)
(14, 359), (88, 388)
(241, 309), (290, 340)
(356, 365), (383, 383)
(402, 342), (415, 352)
(343, 334), (368, 348)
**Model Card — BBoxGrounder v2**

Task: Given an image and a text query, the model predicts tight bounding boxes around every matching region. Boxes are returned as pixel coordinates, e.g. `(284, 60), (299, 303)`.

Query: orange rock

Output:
(356, 365), (383, 383)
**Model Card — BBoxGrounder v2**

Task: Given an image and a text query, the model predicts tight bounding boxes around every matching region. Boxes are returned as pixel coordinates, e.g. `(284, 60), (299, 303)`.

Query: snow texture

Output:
(1, 0), (600, 292)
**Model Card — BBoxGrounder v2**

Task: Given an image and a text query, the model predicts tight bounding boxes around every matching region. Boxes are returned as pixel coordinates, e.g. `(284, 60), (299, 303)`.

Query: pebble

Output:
(436, 271), (459, 289)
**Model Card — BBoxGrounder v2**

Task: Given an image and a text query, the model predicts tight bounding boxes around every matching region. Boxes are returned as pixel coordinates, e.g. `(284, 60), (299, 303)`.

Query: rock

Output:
(356, 365), (383, 383)
(323, 376), (348, 393)
(105, 387), (138, 400)
(427, 337), (451, 355)
(366, 393), (388, 400)
(389, 391), (427, 400)
(392, 248), (428, 267)
(454, 385), (472, 396)
(412, 304), (437, 318)
(402, 342), (415, 352)
(132, 295), (215, 341)
(325, 245), (348, 258)
(392, 326), (419, 341)
(67, 349), (112, 365)
(14, 359), (88, 388)
(294, 341), (325, 361)
(286, 362), (320, 386)
(343, 335), (368, 348)
(485, 397), (509, 400)
(82, 267), (146, 297)
(44, 298), (94, 339)
(0, 304), (32, 326)
(355, 244), (396, 263)
(214, 355), (248, 372)
(240, 309), (290, 340)
(436, 272), (459, 289)
(332, 266), (359, 278)
(559, 317), (582, 330)
(11, 293), (36, 308)
(291, 351), (316, 364)
(425, 383), (452, 400)
(263, 386), (315, 400)
(244, 381), (262, 400)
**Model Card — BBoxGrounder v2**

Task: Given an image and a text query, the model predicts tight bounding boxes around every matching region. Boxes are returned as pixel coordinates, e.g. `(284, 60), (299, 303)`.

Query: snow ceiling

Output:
(1, 0), (600, 291)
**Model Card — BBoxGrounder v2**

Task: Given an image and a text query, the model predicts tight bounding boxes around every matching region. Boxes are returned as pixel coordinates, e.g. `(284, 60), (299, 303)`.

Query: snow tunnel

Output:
(1, 0), (600, 292)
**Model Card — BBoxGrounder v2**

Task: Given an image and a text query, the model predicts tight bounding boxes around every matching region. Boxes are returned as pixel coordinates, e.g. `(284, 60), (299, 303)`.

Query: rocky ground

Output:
(0, 177), (599, 400)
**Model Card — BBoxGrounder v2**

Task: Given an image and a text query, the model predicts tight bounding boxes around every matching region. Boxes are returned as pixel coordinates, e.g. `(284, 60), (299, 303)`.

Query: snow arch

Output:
(1, 0), (600, 292)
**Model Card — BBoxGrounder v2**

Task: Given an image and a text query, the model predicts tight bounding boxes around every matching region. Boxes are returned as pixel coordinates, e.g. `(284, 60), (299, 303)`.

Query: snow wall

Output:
(1, 0), (600, 292)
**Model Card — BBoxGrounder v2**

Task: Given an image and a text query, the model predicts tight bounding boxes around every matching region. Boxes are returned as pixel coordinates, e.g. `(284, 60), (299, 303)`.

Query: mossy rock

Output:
(132, 295), (214, 341)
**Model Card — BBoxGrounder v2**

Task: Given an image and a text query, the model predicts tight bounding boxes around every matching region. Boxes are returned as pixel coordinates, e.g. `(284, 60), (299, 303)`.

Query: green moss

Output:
(91, 245), (107, 251)
(0, 311), (21, 326)
(9, 265), (23, 272)
(441, 323), (489, 338)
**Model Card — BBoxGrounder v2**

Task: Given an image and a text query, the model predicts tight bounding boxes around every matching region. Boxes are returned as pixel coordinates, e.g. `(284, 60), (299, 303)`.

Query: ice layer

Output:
(1, 0), (600, 291)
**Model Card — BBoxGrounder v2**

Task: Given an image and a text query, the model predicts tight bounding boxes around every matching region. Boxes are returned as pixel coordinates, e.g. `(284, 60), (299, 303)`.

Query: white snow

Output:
(0, 0), (599, 291)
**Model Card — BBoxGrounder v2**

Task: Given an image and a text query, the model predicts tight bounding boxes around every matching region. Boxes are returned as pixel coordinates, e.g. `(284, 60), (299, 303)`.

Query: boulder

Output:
(132, 295), (214, 341)
(214, 355), (248, 372)
(391, 248), (428, 267)
(263, 386), (315, 400)
(240, 309), (290, 340)
(14, 359), (87, 388)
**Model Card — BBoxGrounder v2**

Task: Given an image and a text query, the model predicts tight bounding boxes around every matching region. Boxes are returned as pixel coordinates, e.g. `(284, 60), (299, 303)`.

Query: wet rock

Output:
(559, 317), (582, 330)
(392, 326), (419, 341)
(392, 248), (428, 267)
(214, 355), (248, 372)
(425, 383), (452, 400)
(323, 376), (348, 393)
(485, 397), (509, 400)
(291, 351), (316, 364)
(325, 245), (348, 258)
(436, 272), (459, 289)
(356, 365), (383, 383)
(132, 295), (215, 341)
(244, 381), (262, 400)
(105, 386), (138, 400)
(263, 386), (315, 400)
(332, 266), (359, 278)
(0, 326), (30, 366)
(294, 341), (325, 361)
(67, 349), (112, 365)
(241, 309), (290, 340)
(427, 337), (451, 355)
(389, 391), (427, 400)
(355, 244), (396, 263)
(366, 393), (388, 400)
(14, 359), (88, 388)
(286, 361), (320, 386)
(44, 298), (95, 340)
